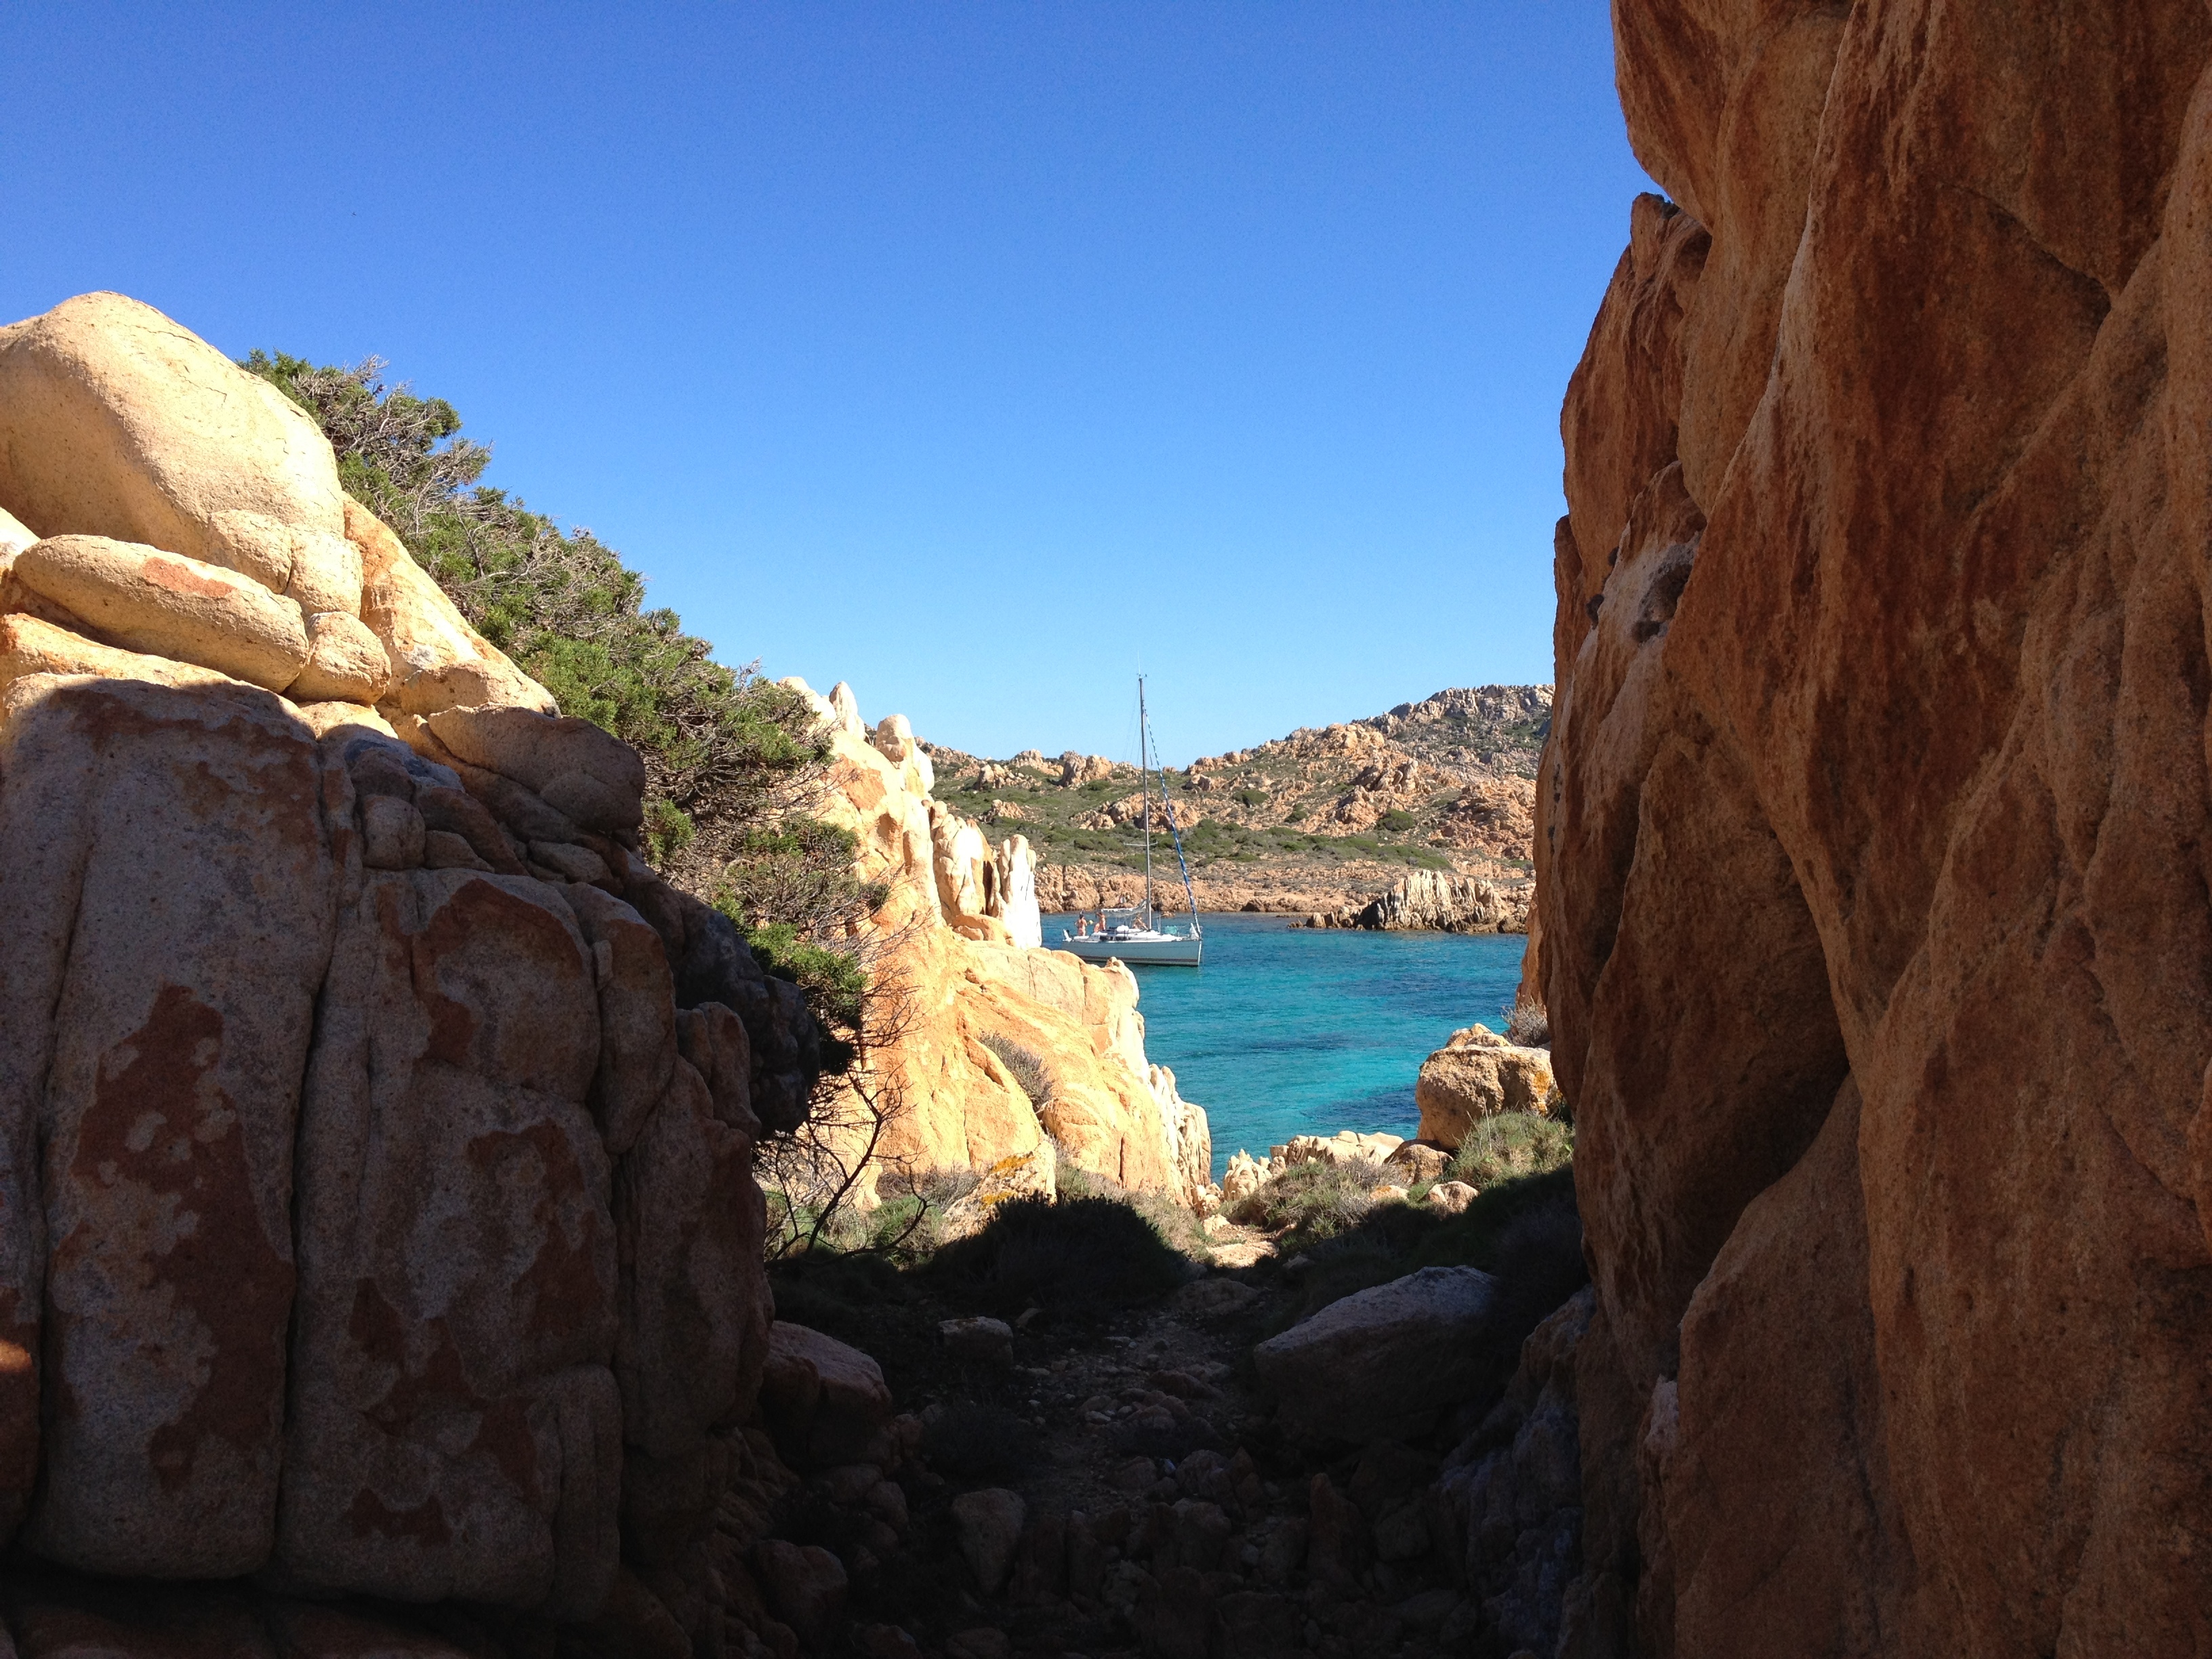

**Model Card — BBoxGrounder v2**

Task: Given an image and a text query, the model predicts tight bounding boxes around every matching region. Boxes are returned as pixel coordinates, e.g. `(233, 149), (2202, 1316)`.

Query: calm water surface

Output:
(1043, 913), (1525, 1178)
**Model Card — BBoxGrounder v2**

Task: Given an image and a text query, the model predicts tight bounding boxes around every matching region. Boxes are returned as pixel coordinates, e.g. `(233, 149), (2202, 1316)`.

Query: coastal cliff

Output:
(789, 682), (1214, 1207)
(1540, 5), (2212, 1653)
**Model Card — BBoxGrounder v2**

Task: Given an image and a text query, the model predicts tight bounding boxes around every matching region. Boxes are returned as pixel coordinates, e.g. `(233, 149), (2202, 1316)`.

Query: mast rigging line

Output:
(1138, 674), (1202, 932)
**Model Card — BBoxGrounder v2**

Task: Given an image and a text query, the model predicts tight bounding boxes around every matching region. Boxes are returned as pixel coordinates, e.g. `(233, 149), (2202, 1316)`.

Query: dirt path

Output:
(825, 1235), (1490, 1659)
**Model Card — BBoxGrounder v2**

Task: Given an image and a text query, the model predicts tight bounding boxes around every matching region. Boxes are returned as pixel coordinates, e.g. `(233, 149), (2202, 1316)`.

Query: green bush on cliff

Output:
(240, 352), (831, 876)
(243, 350), (872, 1069)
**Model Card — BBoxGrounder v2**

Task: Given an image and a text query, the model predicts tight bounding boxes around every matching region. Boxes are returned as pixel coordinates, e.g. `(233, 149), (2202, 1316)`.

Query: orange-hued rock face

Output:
(1547, 3), (2212, 1653)
(803, 692), (1213, 1204)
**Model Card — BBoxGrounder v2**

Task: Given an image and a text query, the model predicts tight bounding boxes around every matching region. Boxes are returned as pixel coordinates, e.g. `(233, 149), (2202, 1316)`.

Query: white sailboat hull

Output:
(1058, 931), (1204, 966)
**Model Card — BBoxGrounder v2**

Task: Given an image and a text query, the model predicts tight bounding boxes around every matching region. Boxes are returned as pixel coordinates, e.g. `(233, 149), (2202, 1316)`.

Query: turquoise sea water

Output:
(1043, 913), (1527, 1179)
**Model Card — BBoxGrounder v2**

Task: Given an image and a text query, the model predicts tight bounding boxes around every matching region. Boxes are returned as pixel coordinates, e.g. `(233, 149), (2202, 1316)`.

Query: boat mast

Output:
(1139, 676), (1155, 927)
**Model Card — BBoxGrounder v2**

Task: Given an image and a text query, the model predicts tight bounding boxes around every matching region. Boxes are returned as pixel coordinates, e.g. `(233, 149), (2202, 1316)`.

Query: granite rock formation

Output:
(1347, 868), (1530, 934)
(1414, 1025), (1557, 1149)
(0, 293), (819, 1654)
(787, 678), (1216, 1208)
(1536, 5), (2212, 1652)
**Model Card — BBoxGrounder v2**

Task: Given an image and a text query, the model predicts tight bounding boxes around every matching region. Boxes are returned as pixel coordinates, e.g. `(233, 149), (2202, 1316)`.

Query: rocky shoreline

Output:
(935, 685), (1546, 931)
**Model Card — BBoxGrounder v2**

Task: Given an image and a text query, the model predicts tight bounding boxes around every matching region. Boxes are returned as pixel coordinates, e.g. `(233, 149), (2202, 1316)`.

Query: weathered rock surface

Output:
(1351, 868), (1528, 933)
(280, 865), (618, 1614)
(1414, 1027), (1555, 1148)
(12, 536), (310, 692)
(0, 671), (811, 1645)
(1438, 1287), (1597, 1659)
(1253, 1267), (1497, 1444)
(0, 292), (359, 611)
(803, 686), (1212, 1204)
(0, 289), (860, 1658)
(3, 679), (335, 1576)
(1541, 5), (2212, 1652)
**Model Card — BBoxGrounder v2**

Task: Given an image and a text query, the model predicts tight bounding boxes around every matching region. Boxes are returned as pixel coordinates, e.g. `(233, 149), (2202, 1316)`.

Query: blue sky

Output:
(2, 3), (1651, 764)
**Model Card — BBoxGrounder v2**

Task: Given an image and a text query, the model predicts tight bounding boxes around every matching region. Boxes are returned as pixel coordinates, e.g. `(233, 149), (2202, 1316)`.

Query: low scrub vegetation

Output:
(1228, 1156), (1386, 1250)
(926, 1193), (1191, 1316)
(1502, 998), (1551, 1047)
(1444, 1110), (1574, 1189)
(244, 351), (873, 1076)
(1221, 1112), (1580, 1332)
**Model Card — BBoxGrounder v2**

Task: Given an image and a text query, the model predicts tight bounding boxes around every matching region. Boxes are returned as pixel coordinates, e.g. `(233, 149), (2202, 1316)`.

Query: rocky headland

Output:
(773, 682), (1216, 1212)
(922, 685), (1547, 929)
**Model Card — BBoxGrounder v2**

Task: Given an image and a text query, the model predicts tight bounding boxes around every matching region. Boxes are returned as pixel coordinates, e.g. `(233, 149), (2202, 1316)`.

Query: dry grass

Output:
(977, 1031), (1054, 1106)
(1446, 1111), (1574, 1188)
(1502, 999), (1551, 1047)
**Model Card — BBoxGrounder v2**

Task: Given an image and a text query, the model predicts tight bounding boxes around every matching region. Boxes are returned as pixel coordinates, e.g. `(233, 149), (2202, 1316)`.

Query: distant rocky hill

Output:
(922, 684), (1549, 922)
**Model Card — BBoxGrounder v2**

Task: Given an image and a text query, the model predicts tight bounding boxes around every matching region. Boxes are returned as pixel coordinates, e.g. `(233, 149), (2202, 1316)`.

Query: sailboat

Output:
(1059, 677), (1205, 967)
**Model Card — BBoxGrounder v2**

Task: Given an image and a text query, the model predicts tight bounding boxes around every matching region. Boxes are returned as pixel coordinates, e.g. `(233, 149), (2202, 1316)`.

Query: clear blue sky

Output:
(3, 3), (1650, 765)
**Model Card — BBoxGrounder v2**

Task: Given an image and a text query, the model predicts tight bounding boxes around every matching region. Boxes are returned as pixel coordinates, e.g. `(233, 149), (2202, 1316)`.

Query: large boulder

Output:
(0, 292), (360, 613)
(1413, 1027), (1555, 1147)
(422, 705), (645, 836)
(11, 535), (311, 691)
(757, 1322), (895, 1471)
(0, 291), (826, 1657)
(1252, 1267), (1497, 1443)
(0, 614), (232, 701)
(0, 673), (808, 1635)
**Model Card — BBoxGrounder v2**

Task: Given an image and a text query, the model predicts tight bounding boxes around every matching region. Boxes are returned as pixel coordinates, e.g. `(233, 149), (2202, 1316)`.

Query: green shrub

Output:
(1377, 808), (1419, 833)
(1446, 1111), (1574, 1189)
(1231, 1157), (1385, 1250)
(927, 1193), (1190, 1314)
(242, 352), (874, 1073)
(738, 921), (868, 1037)
(240, 352), (830, 865)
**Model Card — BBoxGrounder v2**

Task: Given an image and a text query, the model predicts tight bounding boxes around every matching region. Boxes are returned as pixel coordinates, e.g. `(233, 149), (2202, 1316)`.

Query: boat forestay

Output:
(1057, 676), (1205, 967)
